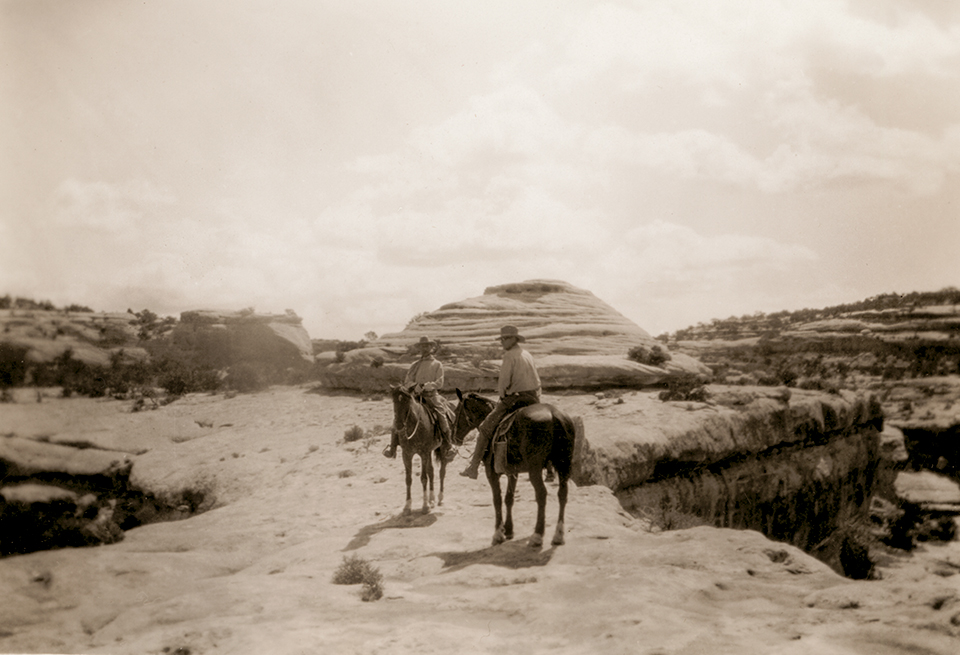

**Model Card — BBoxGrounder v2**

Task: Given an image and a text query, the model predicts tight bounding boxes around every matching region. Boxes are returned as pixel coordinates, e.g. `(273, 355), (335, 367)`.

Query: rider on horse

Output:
(383, 336), (454, 459)
(460, 325), (541, 479)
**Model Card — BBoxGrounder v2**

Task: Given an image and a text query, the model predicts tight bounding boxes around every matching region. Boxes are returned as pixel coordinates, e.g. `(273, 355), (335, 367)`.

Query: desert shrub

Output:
(343, 425), (365, 442)
(332, 555), (385, 601)
(0, 343), (29, 390)
(370, 356), (384, 368)
(156, 362), (221, 396)
(628, 345), (672, 367)
(332, 554), (375, 585)
(360, 568), (384, 602)
(658, 374), (708, 402)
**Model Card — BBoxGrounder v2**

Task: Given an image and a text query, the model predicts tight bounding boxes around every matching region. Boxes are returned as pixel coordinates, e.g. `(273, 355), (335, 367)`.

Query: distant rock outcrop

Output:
(319, 280), (710, 392)
(0, 309), (147, 367)
(179, 309), (314, 361)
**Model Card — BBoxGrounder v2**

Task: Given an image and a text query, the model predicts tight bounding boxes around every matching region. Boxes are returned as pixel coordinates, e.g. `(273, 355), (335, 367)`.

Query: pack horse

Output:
(453, 389), (576, 548)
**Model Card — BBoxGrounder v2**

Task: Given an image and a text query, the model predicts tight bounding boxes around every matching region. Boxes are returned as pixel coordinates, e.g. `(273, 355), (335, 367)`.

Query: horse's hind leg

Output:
(402, 452), (414, 516)
(488, 470), (507, 546)
(528, 466), (548, 549)
(552, 473), (568, 546)
(437, 448), (445, 507)
(503, 474), (517, 541)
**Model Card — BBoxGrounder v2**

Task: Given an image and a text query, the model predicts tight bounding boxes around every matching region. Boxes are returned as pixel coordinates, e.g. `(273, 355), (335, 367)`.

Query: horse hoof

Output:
(421, 506), (431, 515)
(551, 534), (565, 546)
(529, 534), (543, 549)
(492, 530), (506, 546)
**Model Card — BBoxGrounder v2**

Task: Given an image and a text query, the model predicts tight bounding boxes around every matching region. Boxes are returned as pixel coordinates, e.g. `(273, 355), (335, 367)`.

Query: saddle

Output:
(491, 402), (548, 475)
(414, 392), (457, 445)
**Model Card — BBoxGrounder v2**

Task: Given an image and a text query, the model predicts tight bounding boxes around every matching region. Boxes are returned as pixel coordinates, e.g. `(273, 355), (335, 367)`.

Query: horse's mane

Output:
(466, 392), (496, 409)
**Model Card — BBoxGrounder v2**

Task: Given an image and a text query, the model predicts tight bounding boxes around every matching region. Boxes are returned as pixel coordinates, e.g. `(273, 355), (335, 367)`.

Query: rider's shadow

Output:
(343, 512), (439, 551)
(428, 541), (556, 572)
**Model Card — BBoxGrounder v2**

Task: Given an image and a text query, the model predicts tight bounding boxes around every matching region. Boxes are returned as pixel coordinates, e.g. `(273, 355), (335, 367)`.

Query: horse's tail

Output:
(548, 410), (576, 478)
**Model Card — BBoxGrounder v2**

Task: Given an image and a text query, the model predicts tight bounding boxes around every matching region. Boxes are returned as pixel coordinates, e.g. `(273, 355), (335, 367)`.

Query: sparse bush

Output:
(333, 554), (376, 585)
(361, 568), (384, 602)
(658, 374), (708, 402)
(628, 345), (671, 367)
(343, 425), (365, 442)
(331, 554), (385, 601)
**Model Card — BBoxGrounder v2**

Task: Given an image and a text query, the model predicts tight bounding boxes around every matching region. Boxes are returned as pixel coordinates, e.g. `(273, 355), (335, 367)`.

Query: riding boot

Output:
(382, 429), (399, 459)
(460, 427), (490, 479)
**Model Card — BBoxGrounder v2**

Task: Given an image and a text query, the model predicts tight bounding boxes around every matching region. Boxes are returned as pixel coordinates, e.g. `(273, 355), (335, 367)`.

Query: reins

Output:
(397, 390), (424, 441)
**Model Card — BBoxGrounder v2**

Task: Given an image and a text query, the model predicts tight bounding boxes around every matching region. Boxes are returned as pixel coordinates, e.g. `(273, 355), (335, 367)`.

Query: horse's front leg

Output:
(503, 474), (517, 541)
(528, 466), (548, 548)
(420, 453), (433, 514)
(488, 468), (506, 546)
(402, 451), (414, 516)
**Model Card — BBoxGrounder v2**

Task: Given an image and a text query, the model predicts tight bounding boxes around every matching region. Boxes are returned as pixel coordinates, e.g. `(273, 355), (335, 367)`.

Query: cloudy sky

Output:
(2, 0), (959, 340)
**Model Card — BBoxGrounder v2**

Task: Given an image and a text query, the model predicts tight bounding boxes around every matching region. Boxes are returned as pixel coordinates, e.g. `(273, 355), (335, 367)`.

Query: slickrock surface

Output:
(1, 388), (958, 654)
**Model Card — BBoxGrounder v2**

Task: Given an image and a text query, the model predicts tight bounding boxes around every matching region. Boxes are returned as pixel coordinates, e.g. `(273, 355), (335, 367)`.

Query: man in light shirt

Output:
(383, 336), (452, 459)
(460, 325), (541, 479)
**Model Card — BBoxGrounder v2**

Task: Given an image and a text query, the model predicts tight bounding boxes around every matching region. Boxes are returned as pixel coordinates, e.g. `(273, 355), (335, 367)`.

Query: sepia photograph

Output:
(2, 1), (959, 653)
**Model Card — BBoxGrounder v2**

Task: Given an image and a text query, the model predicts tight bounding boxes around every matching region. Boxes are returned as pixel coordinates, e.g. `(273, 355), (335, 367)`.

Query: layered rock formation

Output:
(380, 280), (659, 356)
(567, 386), (884, 576)
(320, 280), (709, 391)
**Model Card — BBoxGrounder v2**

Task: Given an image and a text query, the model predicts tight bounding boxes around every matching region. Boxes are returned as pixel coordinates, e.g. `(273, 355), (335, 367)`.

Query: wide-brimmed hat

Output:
(497, 325), (525, 342)
(415, 336), (437, 349)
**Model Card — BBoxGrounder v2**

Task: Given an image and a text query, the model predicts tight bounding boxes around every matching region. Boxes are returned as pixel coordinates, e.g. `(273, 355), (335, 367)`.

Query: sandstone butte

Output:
(320, 280), (710, 392)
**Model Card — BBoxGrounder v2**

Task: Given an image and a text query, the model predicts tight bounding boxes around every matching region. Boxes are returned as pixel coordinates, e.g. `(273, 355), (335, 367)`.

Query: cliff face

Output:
(566, 386), (884, 575)
(320, 280), (710, 391)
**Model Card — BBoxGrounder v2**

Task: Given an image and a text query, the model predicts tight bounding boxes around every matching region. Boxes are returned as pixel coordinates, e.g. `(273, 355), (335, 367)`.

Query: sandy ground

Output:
(1, 386), (959, 655)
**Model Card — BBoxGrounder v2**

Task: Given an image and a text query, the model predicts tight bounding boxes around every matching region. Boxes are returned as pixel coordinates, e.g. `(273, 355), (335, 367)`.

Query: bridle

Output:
(394, 387), (424, 441)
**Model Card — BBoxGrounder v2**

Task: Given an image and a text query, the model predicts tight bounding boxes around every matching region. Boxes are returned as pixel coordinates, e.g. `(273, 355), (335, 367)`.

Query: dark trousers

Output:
(467, 390), (540, 468)
(477, 390), (540, 439)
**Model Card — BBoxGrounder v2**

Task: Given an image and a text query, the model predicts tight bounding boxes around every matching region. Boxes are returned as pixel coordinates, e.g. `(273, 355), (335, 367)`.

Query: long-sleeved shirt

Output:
(498, 345), (541, 398)
(404, 356), (444, 391)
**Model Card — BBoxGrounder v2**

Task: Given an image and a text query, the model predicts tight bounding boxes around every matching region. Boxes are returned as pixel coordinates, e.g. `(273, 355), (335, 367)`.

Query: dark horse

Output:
(390, 385), (457, 515)
(452, 389), (575, 548)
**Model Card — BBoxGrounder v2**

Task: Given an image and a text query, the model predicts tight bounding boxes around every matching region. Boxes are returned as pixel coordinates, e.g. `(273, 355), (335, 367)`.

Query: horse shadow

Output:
(343, 512), (439, 551)
(428, 541), (557, 573)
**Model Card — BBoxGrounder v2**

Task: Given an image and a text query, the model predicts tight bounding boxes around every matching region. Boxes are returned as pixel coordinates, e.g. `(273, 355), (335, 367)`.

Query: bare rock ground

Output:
(2, 387), (959, 654)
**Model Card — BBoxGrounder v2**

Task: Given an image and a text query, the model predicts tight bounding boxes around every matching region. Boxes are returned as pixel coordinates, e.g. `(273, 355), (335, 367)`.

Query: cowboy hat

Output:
(497, 325), (526, 342)
(415, 336), (437, 349)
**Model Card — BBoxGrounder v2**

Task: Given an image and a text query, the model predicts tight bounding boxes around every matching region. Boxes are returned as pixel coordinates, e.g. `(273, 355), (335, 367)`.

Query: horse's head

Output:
(390, 384), (413, 428)
(452, 388), (496, 443)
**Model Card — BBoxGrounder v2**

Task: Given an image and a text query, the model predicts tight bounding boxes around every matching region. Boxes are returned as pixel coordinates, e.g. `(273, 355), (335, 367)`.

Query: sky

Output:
(2, 0), (959, 340)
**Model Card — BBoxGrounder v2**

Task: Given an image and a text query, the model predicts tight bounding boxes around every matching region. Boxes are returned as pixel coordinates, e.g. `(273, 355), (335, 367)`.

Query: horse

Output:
(452, 389), (576, 548)
(389, 385), (456, 515)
